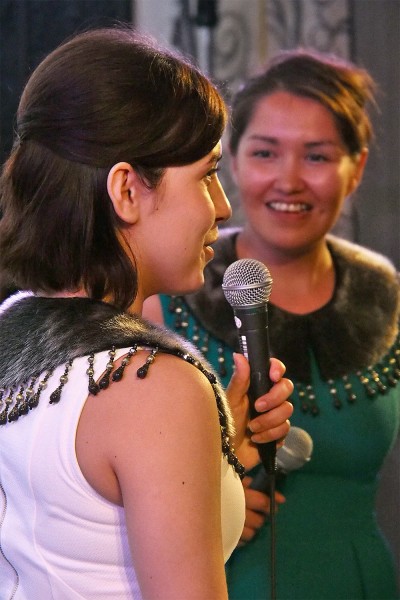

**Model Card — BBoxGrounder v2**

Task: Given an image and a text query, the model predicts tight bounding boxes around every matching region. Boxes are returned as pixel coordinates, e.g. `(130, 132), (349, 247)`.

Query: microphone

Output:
(249, 426), (313, 492)
(222, 258), (275, 473)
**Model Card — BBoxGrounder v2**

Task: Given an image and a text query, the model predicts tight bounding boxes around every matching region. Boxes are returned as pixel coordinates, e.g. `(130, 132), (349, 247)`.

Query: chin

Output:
(175, 272), (205, 296)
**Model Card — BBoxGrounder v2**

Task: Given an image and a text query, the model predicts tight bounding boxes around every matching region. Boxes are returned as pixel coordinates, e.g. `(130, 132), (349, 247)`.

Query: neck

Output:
(236, 231), (335, 314)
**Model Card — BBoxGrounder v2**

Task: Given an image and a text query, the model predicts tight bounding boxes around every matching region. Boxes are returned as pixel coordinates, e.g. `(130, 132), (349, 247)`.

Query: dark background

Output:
(0, 0), (132, 165)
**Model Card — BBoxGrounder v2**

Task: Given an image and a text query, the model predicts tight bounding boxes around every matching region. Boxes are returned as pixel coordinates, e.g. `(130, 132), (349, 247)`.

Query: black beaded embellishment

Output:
(0, 370), (53, 424)
(173, 350), (245, 479)
(49, 360), (73, 404)
(87, 353), (100, 396)
(112, 345), (138, 382)
(98, 347), (116, 390)
(295, 335), (400, 415)
(137, 347), (158, 379)
(168, 296), (400, 418)
(0, 386), (15, 425)
(0, 344), (245, 478)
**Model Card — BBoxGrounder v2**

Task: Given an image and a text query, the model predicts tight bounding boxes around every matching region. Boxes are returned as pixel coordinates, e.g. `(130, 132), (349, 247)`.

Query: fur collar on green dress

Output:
(183, 230), (400, 383)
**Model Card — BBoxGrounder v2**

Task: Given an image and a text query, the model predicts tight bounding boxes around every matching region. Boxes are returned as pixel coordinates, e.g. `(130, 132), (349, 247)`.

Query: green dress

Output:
(160, 229), (400, 600)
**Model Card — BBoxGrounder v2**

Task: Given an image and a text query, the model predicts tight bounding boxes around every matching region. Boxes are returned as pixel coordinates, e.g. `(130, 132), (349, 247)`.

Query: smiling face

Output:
(231, 91), (367, 260)
(130, 142), (232, 298)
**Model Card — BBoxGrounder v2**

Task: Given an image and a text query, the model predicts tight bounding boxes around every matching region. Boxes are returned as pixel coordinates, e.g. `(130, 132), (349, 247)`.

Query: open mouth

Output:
(267, 202), (312, 213)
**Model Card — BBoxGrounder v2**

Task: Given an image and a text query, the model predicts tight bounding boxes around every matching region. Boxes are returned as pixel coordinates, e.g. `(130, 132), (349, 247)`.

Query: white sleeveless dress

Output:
(0, 348), (245, 599)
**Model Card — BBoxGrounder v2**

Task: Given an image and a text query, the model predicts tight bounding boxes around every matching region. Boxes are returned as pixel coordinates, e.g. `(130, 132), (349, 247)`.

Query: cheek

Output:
(236, 166), (270, 200)
(310, 169), (348, 204)
(179, 206), (211, 249)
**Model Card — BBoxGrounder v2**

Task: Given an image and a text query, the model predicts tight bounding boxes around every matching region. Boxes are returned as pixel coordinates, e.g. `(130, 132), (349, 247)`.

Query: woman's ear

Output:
(107, 162), (142, 224)
(348, 147), (369, 196)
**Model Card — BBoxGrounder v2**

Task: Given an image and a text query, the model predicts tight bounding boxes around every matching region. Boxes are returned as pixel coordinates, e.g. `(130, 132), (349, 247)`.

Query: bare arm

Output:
(77, 351), (229, 600)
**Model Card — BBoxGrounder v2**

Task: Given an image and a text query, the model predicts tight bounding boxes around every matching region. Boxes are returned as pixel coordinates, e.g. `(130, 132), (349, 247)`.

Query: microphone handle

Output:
(234, 305), (277, 474)
(249, 465), (286, 493)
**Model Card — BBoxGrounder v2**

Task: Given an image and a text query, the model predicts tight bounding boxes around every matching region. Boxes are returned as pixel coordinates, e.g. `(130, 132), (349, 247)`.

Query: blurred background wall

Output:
(1, 0), (399, 581)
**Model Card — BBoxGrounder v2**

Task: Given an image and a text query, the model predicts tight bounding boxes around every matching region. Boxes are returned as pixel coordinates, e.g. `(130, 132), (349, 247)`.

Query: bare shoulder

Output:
(76, 348), (228, 598)
(76, 348), (221, 503)
(103, 348), (219, 424)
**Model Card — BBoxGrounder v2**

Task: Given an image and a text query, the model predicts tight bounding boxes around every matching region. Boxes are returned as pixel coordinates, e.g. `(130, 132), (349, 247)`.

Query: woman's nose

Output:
(273, 157), (304, 194)
(213, 179), (232, 223)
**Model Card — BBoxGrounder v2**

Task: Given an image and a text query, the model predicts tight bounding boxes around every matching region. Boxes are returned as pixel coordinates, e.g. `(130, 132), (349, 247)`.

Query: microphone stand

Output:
(249, 457), (277, 600)
(268, 470), (277, 600)
(256, 441), (277, 600)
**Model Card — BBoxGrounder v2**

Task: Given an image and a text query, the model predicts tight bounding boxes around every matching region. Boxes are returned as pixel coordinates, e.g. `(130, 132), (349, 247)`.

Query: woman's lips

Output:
(204, 245), (214, 260)
(266, 201), (312, 213)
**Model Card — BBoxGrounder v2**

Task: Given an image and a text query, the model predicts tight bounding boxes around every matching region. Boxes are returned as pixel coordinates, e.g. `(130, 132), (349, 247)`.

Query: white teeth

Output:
(268, 202), (310, 213)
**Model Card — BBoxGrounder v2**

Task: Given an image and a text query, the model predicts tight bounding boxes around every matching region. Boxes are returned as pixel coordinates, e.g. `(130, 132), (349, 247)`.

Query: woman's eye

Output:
(307, 153), (329, 163)
(204, 166), (220, 185)
(252, 149), (274, 158)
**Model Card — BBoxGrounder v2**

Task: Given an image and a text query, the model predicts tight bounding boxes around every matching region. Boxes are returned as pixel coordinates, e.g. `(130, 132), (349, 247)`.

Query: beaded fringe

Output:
(169, 296), (400, 416)
(295, 340), (400, 415)
(0, 344), (245, 479)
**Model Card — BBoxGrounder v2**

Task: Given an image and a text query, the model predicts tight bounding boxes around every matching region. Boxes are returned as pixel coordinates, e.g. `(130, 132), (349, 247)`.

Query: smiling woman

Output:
(231, 91), (368, 296)
(144, 48), (400, 600)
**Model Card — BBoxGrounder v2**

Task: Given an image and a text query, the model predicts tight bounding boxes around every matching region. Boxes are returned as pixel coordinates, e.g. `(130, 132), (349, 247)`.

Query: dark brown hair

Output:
(229, 48), (377, 157)
(0, 26), (227, 309)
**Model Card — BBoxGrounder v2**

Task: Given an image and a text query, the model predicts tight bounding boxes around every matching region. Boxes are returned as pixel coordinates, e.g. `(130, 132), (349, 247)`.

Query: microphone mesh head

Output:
(222, 258), (273, 307)
(276, 426), (313, 473)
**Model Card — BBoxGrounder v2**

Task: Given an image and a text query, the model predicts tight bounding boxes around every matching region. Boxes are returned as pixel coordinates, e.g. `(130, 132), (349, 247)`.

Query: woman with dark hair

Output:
(0, 27), (293, 599)
(145, 49), (400, 599)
